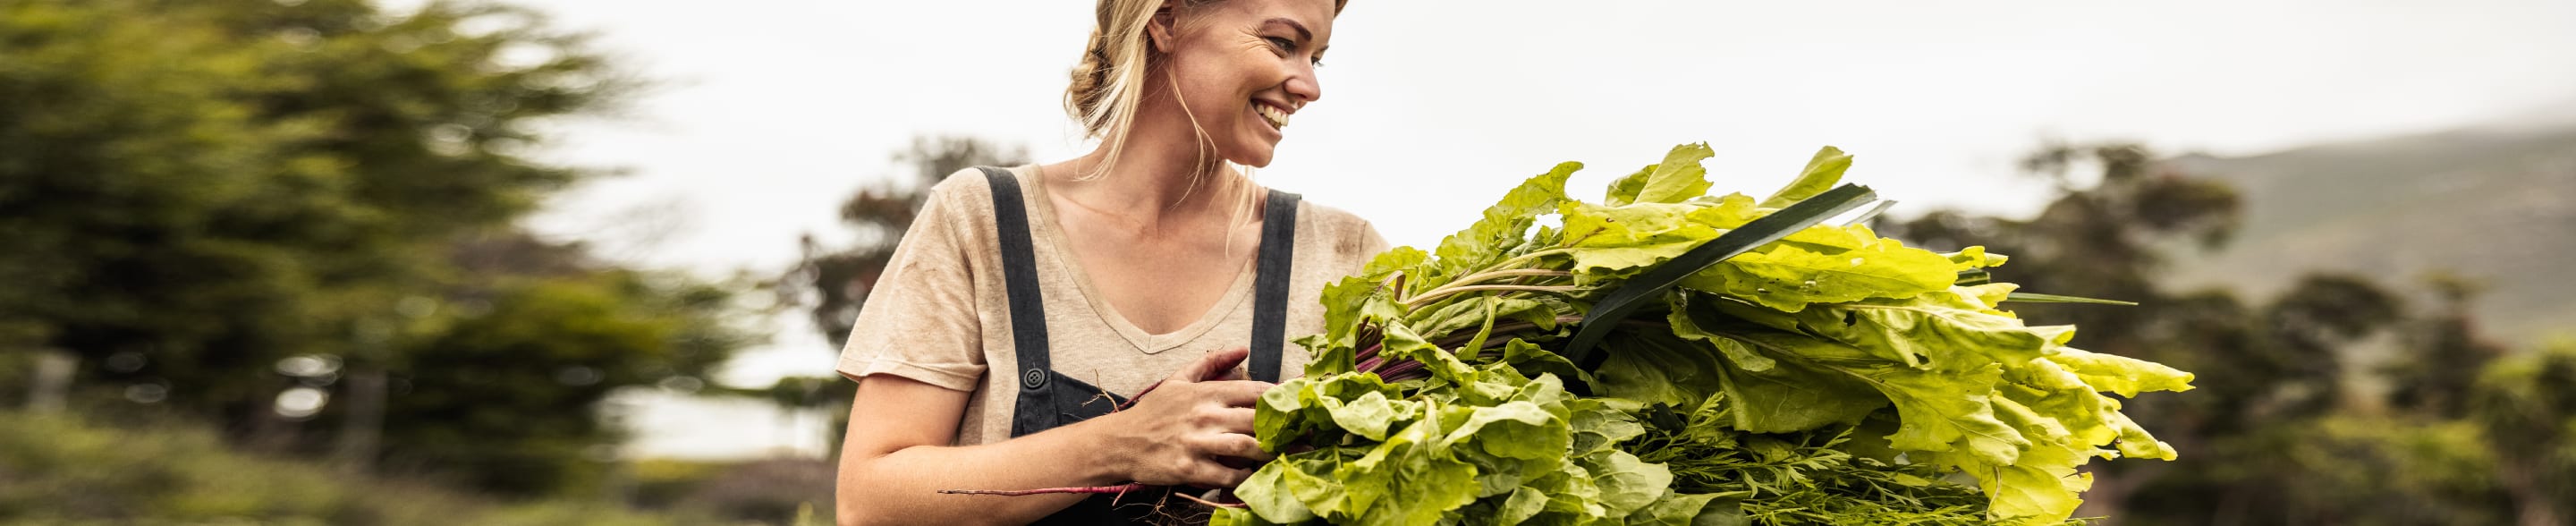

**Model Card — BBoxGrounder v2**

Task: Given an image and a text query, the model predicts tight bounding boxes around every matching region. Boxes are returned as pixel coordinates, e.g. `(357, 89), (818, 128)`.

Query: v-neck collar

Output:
(1015, 165), (1265, 354)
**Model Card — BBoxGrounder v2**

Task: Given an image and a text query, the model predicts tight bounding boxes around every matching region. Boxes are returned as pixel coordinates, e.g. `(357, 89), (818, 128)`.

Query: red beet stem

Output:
(938, 483), (1152, 496)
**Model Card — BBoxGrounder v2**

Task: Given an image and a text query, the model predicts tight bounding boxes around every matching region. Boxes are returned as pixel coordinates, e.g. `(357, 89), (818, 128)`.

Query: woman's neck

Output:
(1052, 107), (1247, 229)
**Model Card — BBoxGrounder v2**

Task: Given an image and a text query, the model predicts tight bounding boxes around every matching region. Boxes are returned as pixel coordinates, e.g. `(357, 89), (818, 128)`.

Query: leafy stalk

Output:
(1224, 144), (2191, 526)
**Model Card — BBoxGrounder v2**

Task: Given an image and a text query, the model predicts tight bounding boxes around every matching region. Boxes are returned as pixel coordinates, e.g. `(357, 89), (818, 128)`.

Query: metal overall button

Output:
(1021, 368), (1046, 390)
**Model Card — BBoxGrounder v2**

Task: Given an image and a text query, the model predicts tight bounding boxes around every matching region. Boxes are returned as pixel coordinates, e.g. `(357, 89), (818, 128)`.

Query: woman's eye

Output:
(1264, 36), (1318, 67)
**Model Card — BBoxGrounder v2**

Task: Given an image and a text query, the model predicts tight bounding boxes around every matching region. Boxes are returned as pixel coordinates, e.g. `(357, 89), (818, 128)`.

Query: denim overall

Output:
(975, 166), (1298, 524)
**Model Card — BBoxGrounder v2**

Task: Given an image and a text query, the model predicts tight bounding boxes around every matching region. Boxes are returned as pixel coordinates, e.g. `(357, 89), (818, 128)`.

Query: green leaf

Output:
(1606, 165), (1653, 207)
(1705, 344), (1890, 434)
(1560, 183), (1881, 369)
(1624, 491), (1733, 526)
(1501, 338), (1589, 386)
(1361, 246), (1429, 281)
(1559, 201), (1722, 276)
(1791, 289), (2070, 372)
(1680, 227), (1958, 312)
(1569, 398), (1647, 455)
(1236, 462), (1318, 523)
(1344, 409), (1483, 525)
(2021, 348), (2190, 461)
(1593, 330), (1730, 408)
(1944, 246), (2010, 270)
(1444, 401), (1571, 461)
(1301, 276), (1399, 375)
(2047, 347), (2195, 398)
(1758, 146), (1852, 208)
(1582, 450), (1674, 517)
(1254, 378), (1315, 452)
(1496, 487), (1551, 525)
(1379, 322), (1479, 384)
(1634, 143), (1716, 205)
(1326, 390), (1406, 442)
(1928, 437), (2092, 522)
(1433, 162), (1578, 277)
(1852, 363), (2030, 467)
(1280, 452), (1358, 519)
(1661, 293), (1774, 370)
(1664, 295), (1890, 433)
(1406, 296), (1498, 344)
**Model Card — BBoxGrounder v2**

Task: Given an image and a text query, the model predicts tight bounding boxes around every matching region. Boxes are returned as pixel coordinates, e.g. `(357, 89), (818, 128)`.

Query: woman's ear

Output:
(1147, 1), (1176, 54)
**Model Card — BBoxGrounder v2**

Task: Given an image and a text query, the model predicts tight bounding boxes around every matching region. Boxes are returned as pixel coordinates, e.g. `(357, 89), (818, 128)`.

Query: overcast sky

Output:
(456, 0), (2576, 458)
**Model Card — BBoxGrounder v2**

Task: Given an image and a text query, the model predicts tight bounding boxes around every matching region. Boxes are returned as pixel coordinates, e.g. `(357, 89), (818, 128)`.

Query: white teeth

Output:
(1258, 104), (1289, 129)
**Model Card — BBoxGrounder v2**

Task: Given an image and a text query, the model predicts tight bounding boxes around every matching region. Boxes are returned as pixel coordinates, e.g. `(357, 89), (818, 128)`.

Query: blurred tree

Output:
(2, 0), (625, 425)
(1879, 143), (2419, 523)
(0, 408), (712, 525)
(369, 230), (756, 496)
(673, 458), (835, 524)
(768, 135), (1022, 454)
(782, 135), (1027, 351)
(2471, 342), (2576, 526)
(2148, 275), (2410, 525)
(2387, 275), (2509, 416)
(1883, 141), (2576, 525)
(0, 0), (754, 499)
(1879, 142), (2245, 520)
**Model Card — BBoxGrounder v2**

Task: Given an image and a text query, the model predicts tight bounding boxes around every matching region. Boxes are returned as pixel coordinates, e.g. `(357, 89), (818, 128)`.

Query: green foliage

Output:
(628, 458), (835, 525)
(0, 410), (700, 526)
(0, 0), (755, 500)
(1228, 145), (2190, 525)
(2, 0), (618, 411)
(1880, 141), (2576, 525)
(2471, 341), (2576, 523)
(379, 269), (755, 496)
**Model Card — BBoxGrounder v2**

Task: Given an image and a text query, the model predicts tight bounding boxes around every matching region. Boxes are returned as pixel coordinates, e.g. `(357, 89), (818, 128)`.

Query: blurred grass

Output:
(0, 410), (713, 526)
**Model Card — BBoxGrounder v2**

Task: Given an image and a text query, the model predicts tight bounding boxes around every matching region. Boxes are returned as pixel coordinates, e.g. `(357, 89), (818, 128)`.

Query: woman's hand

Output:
(1090, 346), (1276, 488)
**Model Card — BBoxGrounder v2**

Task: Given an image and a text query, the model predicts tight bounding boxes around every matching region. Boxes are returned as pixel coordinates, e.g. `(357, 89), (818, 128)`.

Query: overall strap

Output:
(978, 166), (1059, 437)
(1248, 190), (1301, 383)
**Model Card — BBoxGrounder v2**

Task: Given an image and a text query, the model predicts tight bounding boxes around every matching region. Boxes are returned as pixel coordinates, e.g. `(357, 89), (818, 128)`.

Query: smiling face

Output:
(1148, 0), (1335, 167)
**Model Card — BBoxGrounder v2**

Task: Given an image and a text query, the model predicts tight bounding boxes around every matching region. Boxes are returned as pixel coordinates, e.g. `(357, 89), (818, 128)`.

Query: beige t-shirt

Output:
(835, 165), (1390, 445)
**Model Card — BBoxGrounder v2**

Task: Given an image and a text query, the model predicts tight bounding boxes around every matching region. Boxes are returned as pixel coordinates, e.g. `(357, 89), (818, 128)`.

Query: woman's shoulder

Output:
(912, 164), (1045, 228)
(1289, 196), (1391, 267)
(922, 165), (1024, 205)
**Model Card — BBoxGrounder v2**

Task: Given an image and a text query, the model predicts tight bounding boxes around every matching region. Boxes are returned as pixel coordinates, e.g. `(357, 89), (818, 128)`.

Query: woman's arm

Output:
(835, 348), (1274, 525)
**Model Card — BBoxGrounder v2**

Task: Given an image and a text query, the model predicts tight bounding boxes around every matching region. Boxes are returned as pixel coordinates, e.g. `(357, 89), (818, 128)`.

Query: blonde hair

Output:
(1065, 0), (1347, 217)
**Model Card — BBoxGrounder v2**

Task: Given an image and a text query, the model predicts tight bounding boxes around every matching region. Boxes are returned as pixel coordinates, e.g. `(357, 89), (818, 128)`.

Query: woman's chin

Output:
(1227, 142), (1279, 168)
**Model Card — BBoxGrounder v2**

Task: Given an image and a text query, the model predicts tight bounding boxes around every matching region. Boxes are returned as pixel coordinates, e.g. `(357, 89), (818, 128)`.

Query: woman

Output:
(832, 0), (1378, 523)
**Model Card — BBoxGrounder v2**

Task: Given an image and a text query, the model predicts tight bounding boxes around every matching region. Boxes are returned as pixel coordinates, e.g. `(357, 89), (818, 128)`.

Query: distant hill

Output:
(2165, 113), (2576, 345)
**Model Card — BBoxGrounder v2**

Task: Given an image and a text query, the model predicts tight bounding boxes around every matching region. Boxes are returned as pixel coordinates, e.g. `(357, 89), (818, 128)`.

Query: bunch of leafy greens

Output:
(1213, 144), (2193, 526)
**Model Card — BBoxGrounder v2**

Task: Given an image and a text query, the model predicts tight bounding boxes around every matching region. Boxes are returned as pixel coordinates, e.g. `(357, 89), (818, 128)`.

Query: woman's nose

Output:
(1286, 66), (1322, 105)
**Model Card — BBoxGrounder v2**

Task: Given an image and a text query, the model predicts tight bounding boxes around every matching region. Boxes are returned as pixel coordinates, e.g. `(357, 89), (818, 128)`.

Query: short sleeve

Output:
(1334, 213), (1393, 276)
(835, 183), (987, 391)
(1352, 221), (1391, 263)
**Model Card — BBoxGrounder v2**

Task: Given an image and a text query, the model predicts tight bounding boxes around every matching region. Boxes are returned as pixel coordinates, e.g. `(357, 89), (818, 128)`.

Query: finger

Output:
(1172, 347), (1250, 385)
(1208, 406), (1255, 434)
(1197, 380), (1275, 407)
(1210, 361), (1249, 382)
(1198, 347), (1250, 382)
(1182, 459), (1255, 489)
(1194, 431), (1271, 462)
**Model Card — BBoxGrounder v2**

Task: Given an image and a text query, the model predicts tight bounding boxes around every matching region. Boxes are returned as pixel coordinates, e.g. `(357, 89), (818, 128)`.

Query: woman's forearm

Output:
(836, 412), (1131, 525)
